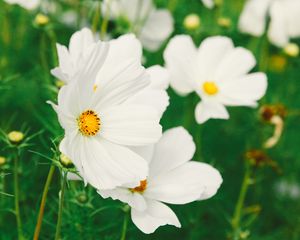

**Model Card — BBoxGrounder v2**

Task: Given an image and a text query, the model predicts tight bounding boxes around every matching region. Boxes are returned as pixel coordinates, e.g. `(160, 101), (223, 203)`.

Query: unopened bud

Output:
(8, 131), (24, 143)
(0, 156), (6, 166)
(55, 80), (65, 88)
(217, 17), (231, 28)
(60, 153), (73, 167)
(35, 13), (50, 26)
(183, 14), (200, 30)
(284, 43), (299, 57)
(269, 55), (287, 73)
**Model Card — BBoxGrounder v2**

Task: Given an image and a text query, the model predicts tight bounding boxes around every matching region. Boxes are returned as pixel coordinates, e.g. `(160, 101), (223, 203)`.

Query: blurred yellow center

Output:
(203, 81), (218, 95)
(78, 110), (100, 136)
(130, 180), (147, 193)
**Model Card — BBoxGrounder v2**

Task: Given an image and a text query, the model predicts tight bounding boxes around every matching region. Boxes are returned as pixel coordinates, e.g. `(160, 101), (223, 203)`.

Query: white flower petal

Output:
(145, 162), (222, 204)
(124, 65), (170, 117)
(47, 101), (78, 132)
(195, 101), (229, 124)
(51, 43), (73, 82)
(131, 200), (181, 234)
(73, 137), (149, 190)
(196, 36), (234, 81)
(285, 1), (300, 38)
(164, 35), (197, 95)
(215, 47), (256, 81)
(93, 58), (150, 110)
(51, 67), (68, 82)
(98, 188), (147, 211)
(139, 9), (174, 51)
(125, 89), (169, 118)
(238, 0), (272, 37)
(57, 41), (109, 113)
(130, 145), (155, 164)
(201, 0), (214, 9)
(95, 34), (143, 86)
(219, 72), (268, 106)
(5, 0), (39, 10)
(268, 1), (289, 47)
(68, 28), (95, 65)
(149, 127), (196, 176)
(146, 65), (170, 90)
(100, 104), (162, 146)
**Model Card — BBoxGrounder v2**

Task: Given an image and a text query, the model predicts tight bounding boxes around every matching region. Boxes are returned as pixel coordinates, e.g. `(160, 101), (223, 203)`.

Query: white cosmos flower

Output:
(164, 35), (268, 124)
(102, 0), (174, 51)
(98, 127), (222, 234)
(238, 0), (300, 47)
(201, 0), (215, 9)
(4, 0), (39, 10)
(49, 35), (163, 190)
(52, 28), (170, 117)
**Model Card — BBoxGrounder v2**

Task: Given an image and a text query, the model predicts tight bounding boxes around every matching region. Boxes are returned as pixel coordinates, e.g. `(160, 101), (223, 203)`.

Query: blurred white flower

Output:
(49, 35), (163, 190)
(275, 179), (300, 199)
(4, 0), (39, 10)
(102, 0), (174, 51)
(52, 28), (170, 117)
(164, 35), (267, 124)
(201, 0), (215, 9)
(98, 127), (222, 233)
(238, 0), (300, 47)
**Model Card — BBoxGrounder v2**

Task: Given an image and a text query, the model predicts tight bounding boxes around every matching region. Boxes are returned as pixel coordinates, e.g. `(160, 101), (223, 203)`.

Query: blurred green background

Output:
(1, 0), (300, 239)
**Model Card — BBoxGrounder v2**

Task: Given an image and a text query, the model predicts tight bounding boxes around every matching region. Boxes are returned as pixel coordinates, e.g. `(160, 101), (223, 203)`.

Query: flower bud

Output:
(76, 193), (88, 203)
(183, 14), (200, 30)
(269, 55), (287, 73)
(8, 131), (24, 143)
(0, 156), (6, 166)
(60, 153), (73, 167)
(217, 17), (231, 28)
(55, 80), (65, 88)
(284, 43), (299, 57)
(35, 13), (50, 26)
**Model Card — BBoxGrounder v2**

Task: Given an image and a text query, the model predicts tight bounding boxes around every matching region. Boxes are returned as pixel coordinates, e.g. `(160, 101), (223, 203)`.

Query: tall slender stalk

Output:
(92, 1), (101, 34)
(54, 172), (67, 240)
(231, 163), (252, 240)
(33, 165), (56, 240)
(120, 206), (130, 240)
(14, 149), (24, 240)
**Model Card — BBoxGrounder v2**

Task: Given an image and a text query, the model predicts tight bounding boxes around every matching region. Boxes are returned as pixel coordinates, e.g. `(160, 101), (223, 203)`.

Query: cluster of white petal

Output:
(4, 0), (40, 10)
(99, 127), (222, 233)
(164, 35), (268, 124)
(102, 0), (174, 51)
(49, 28), (224, 233)
(238, 0), (300, 47)
(50, 29), (167, 190)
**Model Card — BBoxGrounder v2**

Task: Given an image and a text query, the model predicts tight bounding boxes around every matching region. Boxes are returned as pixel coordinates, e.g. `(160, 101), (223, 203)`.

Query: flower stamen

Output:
(203, 81), (218, 95)
(78, 110), (100, 136)
(130, 180), (147, 193)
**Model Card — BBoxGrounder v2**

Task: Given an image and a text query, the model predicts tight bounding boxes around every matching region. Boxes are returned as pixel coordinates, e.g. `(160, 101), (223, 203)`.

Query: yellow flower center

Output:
(203, 81), (218, 95)
(130, 180), (147, 193)
(78, 110), (100, 136)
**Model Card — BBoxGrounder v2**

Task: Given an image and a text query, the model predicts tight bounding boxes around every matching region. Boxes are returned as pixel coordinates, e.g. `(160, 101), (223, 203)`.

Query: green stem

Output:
(101, 0), (110, 39)
(46, 29), (58, 67)
(120, 207), (130, 240)
(92, 1), (101, 34)
(54, 172), (67, 240)
(231, 164), (252, 240)
(33, 165), (56, 240)
(14, 149), (24, 240)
